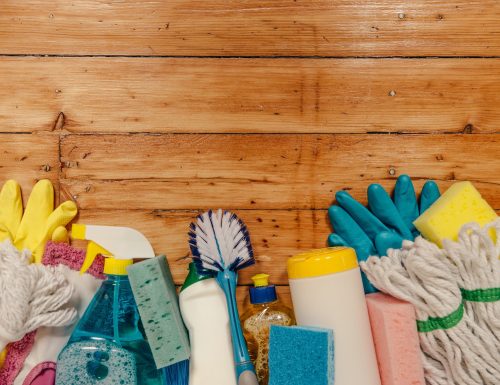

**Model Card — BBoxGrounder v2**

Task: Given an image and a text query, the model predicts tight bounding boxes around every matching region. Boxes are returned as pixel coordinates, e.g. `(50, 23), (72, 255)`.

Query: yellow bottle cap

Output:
(252, 273), (270, 287)
(288, 247), (358, 279)
(104, 257), (133, 276)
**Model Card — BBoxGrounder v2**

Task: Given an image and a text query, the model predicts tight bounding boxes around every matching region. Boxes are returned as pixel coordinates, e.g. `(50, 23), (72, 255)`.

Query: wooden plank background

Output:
(1, 1), (499, 56)
(0, 1), (499, 309)
(1, 58), (498, 134)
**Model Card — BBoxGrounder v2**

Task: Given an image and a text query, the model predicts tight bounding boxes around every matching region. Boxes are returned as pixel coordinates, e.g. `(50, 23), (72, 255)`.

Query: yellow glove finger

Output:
(0, 180), (22, 241)
(52, 226), (69, 243)
(31, 200), (78, 263)
(14, 179), (54, 253)
(0, 224), (10, 242)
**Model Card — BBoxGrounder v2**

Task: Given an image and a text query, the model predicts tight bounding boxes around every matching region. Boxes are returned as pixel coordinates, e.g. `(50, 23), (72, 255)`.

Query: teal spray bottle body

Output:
(56, 224), (166, 385)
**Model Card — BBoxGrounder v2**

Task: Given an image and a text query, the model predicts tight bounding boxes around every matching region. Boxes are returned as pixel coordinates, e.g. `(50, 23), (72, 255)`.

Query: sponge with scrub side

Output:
(366, 293), (425, 385)
(127, 256), (190, 369)
(413, 181), (497, 247)
(269, 325), (334, 385)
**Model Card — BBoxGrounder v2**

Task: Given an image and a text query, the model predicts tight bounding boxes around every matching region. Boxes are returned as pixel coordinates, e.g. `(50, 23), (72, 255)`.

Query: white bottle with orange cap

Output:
(287, 247), (381, 385)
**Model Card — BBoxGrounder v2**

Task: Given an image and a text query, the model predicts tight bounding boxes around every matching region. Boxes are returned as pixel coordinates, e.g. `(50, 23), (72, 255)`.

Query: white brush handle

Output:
(237, 370), (259, 385)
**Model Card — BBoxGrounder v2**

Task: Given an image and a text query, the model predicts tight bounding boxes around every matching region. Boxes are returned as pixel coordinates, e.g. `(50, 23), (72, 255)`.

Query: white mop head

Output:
(361, 221), (500, 385)
(0, 239), (77, 350)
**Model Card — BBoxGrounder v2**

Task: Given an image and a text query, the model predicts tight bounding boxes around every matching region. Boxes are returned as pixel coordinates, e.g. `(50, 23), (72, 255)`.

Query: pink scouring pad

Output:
(366, 293), (425, 385)
(43, 241), (105, 279)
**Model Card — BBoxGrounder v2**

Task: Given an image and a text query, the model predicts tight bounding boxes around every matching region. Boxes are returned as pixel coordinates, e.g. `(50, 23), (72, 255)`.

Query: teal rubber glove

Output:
(328, 175), (440, 293)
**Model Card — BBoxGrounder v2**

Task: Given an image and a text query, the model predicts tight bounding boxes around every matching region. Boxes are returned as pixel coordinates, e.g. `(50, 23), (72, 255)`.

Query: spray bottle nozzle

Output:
(71, 224), (155, 276)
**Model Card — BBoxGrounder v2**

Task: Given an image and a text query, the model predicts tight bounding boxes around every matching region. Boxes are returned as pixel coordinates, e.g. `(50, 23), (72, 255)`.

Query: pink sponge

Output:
(366, 293), (425, 385)
(43, 241), (105, 279)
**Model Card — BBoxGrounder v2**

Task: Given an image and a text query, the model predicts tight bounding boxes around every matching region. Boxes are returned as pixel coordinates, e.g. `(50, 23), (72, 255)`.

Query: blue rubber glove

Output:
(327, 175), (440, 293)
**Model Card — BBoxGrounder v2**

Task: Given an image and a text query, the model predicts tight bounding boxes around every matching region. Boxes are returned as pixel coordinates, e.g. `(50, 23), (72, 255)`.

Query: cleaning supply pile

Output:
(0, 177), (498, 385)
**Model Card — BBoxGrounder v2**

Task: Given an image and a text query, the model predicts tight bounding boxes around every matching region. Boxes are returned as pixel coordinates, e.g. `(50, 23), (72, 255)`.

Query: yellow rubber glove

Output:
(0, 180), (22, 242)
(0, 180), (23, 368)
(13, 180), (77, 263)
(0, 179), (77, 367)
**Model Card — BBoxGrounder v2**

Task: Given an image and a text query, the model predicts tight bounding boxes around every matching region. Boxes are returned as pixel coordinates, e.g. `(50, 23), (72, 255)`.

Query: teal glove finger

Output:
(367, 184), (414, 240)
(327, 233), (349, 247)
(420, 180), (441, 213)
(374, 231), (404, 257)
(394, 175), (419, 235)
(335, 191), (388, 241)
(328, 205), (376, 257)
(328, 205), (378, 293)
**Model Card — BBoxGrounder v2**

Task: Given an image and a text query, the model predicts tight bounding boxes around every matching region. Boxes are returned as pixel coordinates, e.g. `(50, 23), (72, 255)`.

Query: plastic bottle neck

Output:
(253, 298), (278, 306)
(249, 285), (278, 305)
(104, 274), (130, 282)
(181, 262), (214, 292)
(103, 257), (133, 276)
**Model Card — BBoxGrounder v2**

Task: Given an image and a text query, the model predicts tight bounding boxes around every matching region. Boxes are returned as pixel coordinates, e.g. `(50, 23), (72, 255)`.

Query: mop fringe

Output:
(361, 219), (500, 385)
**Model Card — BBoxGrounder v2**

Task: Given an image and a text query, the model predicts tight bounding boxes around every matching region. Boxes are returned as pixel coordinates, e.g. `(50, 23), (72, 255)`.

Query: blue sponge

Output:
(269, 325), (334, 385)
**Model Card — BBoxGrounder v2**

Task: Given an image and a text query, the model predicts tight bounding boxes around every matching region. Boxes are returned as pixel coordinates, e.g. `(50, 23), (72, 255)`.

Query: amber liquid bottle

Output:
(241, 274), (296, 385)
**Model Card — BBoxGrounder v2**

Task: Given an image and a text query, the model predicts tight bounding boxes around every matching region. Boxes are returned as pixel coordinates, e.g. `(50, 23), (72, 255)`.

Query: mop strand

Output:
(0, 239), (77, 350)
(360, 222), (500, 385)
(442, 219), (500, 343)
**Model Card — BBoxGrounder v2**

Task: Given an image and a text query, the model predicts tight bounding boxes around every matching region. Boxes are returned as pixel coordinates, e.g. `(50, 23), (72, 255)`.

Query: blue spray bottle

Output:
(56, 224), (166, 385)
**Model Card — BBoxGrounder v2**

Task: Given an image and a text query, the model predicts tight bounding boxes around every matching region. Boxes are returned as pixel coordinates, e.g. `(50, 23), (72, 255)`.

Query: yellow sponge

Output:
(414, 181), (497, 247)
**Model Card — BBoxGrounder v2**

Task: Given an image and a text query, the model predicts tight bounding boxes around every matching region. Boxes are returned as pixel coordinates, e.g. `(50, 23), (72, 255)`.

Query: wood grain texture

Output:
(0, 1), (499, 57)
(61, 133), (500, 210)
(0, 134), (59, 198)
(0, 57), (499, 134)
(1, 0), (499, 315)
(75, 209), (327, 285)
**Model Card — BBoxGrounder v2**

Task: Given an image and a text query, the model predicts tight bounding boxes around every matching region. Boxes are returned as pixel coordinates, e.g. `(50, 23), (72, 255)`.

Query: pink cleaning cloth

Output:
(0, 242), (105, 384)
(43, 241), (105, 280)
(0, 332), (36, 385)
(23, 362), (56, 385)
(366, 292), (425, 385)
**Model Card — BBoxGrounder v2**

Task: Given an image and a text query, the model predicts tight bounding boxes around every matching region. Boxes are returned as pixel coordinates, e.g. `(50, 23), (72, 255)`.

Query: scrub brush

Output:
(189, 209), (258, 385)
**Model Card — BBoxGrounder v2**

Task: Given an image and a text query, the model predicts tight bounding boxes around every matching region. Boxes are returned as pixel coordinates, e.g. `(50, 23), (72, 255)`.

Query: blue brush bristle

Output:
(163, 359), (189, 385)
(188, 209), (255, 274)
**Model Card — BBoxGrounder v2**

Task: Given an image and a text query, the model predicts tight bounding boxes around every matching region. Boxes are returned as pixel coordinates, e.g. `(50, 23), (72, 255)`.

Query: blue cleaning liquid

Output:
(56, 275), (166, 385)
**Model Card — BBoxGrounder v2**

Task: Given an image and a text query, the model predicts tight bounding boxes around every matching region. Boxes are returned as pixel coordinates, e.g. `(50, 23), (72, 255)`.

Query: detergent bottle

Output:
(288, 247), (381, 385)
(179, 262), (236, 385)
(240, 274), (295, 385)
(55, 224), (166, 385)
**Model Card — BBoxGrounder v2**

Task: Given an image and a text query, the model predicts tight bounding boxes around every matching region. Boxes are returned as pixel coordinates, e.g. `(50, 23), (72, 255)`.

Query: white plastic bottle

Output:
(179, 263), (237, 385)
(287, 247), (381, 385)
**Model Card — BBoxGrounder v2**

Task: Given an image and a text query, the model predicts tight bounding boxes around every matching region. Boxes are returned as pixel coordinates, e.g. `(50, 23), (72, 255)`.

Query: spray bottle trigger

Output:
(80, 241), (112, 275)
